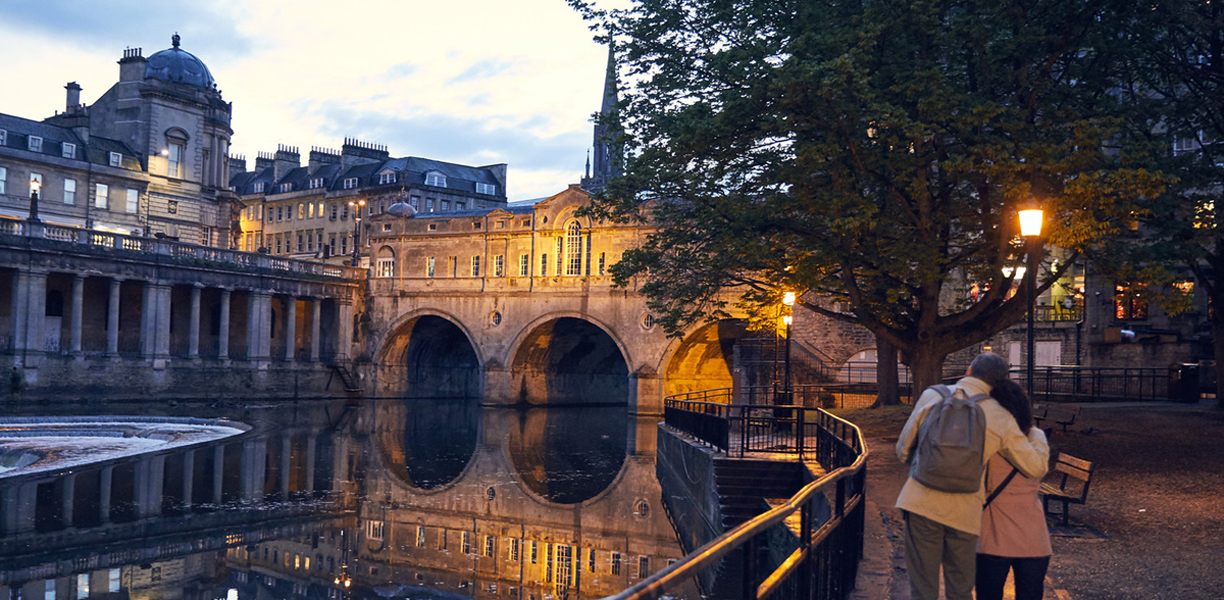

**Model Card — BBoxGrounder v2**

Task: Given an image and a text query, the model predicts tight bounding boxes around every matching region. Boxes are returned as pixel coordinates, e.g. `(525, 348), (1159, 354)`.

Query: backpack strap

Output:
(983, 467), (1020, 508)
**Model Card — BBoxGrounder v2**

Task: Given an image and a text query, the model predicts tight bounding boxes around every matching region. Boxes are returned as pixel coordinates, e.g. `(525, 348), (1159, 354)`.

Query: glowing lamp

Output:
(1018, 207), (1044, 237)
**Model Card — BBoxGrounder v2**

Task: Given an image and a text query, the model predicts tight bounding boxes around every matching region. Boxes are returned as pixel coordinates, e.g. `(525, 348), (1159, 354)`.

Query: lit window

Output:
(377, 256), (395, 278)
(425, 172), (446, 187)
(519, 254), (529, 276)
(476, 182), (496, 195)
(95, 182), (108, 209)
(565, 222), (583, 275)
(483, 535), (496, 558)
(367, 521), (384, 541)
(472, 221), (482, 229)
(470, 256), (481, 277)
(298, 203), (305, 219)
(253, 182), (265, 193)
(510, 539), (520, 561)
(108, 569), (120, 593)
(63, 179), (76, 205)
(167, 142), (184, 178)
(379, 172), (395, 184)
(426, 256), (436, 277)
(417, 526), (426, 547)
(309, 202), (315, 218)
(493, 255), (504, 277)
(1114, 284), (1149, 320)
(45, 579), (56, 600)
(76, 574), (88, 599)
(343, 177), (358, 189)
(0, 166), (6, 194)
(28, 136), (43, 153)
(462, 531), (472, 554)
(62, 142), (75, 158)
(599, 252), (606, 276)
(126, 189), (138, 213)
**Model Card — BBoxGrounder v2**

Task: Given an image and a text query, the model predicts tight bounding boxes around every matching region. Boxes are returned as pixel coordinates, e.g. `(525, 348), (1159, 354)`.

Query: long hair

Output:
(992, 379), (1033, 434)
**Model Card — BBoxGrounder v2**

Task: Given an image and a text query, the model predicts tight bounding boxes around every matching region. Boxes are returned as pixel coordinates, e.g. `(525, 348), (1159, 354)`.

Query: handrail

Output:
(611, 407), (868, 600)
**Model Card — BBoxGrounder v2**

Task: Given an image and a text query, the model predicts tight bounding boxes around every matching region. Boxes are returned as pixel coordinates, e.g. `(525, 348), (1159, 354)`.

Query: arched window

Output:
(376, 246), (396, 278)
(565, 221), (583, 276)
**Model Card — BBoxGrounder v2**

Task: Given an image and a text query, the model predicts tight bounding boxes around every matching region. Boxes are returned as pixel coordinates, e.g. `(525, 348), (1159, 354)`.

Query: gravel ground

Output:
(834, 399), (1224, 600)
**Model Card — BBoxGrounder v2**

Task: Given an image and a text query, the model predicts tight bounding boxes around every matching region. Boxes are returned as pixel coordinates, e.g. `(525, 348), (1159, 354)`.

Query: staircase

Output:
(737, 338), (837, 389)
(328, 362), (362, 394)
(713, 458), (806, 529)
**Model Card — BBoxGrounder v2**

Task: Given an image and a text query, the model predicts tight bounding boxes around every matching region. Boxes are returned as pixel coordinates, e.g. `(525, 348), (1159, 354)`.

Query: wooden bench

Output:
(1040, 453), (1095, 525)
(1033, 404), (1081, 432)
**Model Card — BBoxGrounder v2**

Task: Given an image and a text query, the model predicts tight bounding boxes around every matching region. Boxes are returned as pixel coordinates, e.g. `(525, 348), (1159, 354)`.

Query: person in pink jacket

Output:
(976, 379), (1053, 600)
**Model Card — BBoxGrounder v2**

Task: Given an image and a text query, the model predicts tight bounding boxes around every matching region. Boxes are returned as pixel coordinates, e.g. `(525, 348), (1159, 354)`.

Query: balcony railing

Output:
(0, 218), (360, 280)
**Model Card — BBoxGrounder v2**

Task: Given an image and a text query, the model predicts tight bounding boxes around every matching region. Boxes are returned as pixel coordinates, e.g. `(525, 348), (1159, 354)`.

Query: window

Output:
(279, 183), (292, 193)
(440, 200), (449, 211)
(29, 135), (43, 153)
(382, 223), (392, 232)
(0, 130), (6, 146)
(493, 255), (504, 277)
(298, 203), (305, 219)
(330, 204), (338, 220)
(426, 198), (435, 212)
(253, 182), (265, 193)
(540, 253), (549, 276)
(1115, 284), (1149, 320)
(510, 538), (520, 561)
(276, 237), (282, 254)
(0, 166), (5, 194)
(589, 549), (596, 573)
(297, 233), (304, 252)
(417, 526), (426, 547)
(483, 535), (496, 558)
(340, 236), (348, 255)
(45, 579), (56, 600)
(410, 195), (420, 209)
(521, 218), (531, 227)
(637, 556), (650, 579)
(476, 182), (496, 195)
(519, 254), (530, 277)
(425, 172), (446, 187)
(277, 206), (284, 221)
(598, 252), (606, 276)
(565, 222), (583, 275)
(62, 142), (75, 158)
(343, 177), (358, 189)
(108, 151), (122, 167)
(366, 520), (385, 541)
(556, 237), (564, 274)
(309, 177), (324, 189)
(379, 172), (395, 184)
(168, 142), (184, 178)
(462, 531), (472, 555)
(308, 202), (315, 218)
(470, 255), (481, 277)
(377, 255), (395, 278)
(428, 223), (437, 231)
(94, 183), (108, 209)
(531, 540), (539, 564)
(545, 543), (554, 583)
(341, 204), (349, 220)
(438, 530), (448, 550)
(427, 256), (435, 277)
(108, 569), (120, 593)
(126, 189), (138, 213)
(63, 179), (76, 204)
(457, 202), (466, 210)
(556, 545), (573, 587)
(611, 552), (622, 575)
(472, 221), (482, 230)
(76, 574), (88, 599)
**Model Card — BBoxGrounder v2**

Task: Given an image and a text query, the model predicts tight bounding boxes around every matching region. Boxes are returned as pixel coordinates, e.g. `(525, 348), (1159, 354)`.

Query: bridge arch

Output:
(504, 312), (633, 406)
(376, 309), (484, 398)
(658, 318), (753, 399)
(499, 407), (632, 507)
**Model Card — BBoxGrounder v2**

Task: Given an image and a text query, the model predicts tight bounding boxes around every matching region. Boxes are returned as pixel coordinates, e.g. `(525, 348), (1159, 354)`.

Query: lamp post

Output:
(28, 178), (41, 223)
(348, 199), (366, 267)
(1018, 205), (1044, 397)
(782, 292), (796, 405)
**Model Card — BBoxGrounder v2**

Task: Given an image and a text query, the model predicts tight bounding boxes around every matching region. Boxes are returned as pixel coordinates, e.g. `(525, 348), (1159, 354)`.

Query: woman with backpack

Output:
(976, 379), (1053, 600)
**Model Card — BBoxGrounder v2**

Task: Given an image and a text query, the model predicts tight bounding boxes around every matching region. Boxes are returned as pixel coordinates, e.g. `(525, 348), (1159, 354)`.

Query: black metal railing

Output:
(1014, 365), (1167, 402)
(624, 400), (867, 600)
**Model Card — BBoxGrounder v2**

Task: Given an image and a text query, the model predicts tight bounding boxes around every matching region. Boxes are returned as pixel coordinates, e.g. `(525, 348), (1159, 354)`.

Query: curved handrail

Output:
(607, 408), (868, 600)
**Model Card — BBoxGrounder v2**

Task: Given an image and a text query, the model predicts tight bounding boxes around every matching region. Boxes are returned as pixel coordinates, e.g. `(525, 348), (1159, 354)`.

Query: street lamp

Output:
(348, 199), (367, 267)
(28, 177), (41, 223)
(782, 292), (795, 405)
(1019, 204), (1044, 396)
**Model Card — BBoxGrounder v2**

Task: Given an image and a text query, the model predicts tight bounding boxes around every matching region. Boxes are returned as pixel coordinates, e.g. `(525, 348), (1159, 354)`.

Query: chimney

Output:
(340, 137), (390, 169)
(309, 146), (341, 171)
(255, 151), (275, 173)
(118, 47), (146, 82)
(273, 144), (300, 182)
(228, 154), (247, 174)
(65, 82), (82, 113)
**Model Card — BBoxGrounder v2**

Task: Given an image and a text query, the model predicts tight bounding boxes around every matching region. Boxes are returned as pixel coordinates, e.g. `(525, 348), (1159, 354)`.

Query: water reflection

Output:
(0, 400), (697, 600)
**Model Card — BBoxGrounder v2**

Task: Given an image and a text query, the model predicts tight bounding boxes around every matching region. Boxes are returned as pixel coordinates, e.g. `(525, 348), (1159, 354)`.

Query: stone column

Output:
(140, 281), (154, 358)
(106, 279), (121, 357)
(218, 289), (231, 360)
(153, 284), (172, 362)
(12, 270), (48, 360)
(69, 275), (84, 355)
(99, 466), (113, 523)
(212, 445), (225, 504)
(8, 271), (24, 354)
(61, 473), (76, 528)
(247, 292), (272, 362)
(2, 483), (38, 535)
(182, 450), (195, 510)
(304, 433), (317, 496)
(188, 284), (202, 358)
(280, 435), (292, 499)
(310, 299), (321, 362)
(337, 301), (354, 360)
(629, 367), (662, 416)
(284, 297), (297, 362)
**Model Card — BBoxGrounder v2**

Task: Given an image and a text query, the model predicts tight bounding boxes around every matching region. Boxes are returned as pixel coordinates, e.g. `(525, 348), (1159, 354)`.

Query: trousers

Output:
(975, 553), (1051, 600)
(903, 511), (978, 600)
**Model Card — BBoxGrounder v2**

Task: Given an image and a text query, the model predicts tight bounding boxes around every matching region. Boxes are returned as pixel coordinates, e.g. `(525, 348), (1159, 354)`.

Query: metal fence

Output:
(1015, 366), (1168, 402)
(631, 398), (867, 600)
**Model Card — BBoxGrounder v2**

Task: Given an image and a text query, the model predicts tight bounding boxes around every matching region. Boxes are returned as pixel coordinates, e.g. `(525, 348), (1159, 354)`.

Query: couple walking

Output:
(896, 353), (1052, 600)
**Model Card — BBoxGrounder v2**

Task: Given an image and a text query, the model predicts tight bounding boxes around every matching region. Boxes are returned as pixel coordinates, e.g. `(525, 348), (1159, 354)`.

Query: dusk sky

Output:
(0, 0), (618, 200)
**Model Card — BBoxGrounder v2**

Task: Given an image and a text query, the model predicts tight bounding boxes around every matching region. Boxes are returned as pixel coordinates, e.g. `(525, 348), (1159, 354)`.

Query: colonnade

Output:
(5, 268), (354, 364)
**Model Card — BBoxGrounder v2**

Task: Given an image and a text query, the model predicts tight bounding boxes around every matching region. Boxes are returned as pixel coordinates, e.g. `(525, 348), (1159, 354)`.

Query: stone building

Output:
(1, 34), (237, 244)
(229, 140), (508, 265)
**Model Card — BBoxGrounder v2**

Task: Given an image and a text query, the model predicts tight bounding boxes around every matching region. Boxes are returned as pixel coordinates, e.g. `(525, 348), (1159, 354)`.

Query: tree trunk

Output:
(873, 337), (900, 407)
(909, 347), (947, 401)
(1212, 291), (1224, 409)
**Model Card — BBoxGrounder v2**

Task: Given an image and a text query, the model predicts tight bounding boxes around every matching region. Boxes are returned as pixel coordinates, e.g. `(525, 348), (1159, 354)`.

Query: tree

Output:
(571, 0), (1168, 393)
(1118, 0), (1224, 406)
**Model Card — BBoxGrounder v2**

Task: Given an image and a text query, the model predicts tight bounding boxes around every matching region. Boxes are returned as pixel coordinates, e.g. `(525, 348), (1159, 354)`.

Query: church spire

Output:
(581, 42), (621, 193)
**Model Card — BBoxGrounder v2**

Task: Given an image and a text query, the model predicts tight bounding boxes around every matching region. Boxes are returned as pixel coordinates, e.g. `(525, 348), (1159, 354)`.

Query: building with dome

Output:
(0, 34), (236, 244)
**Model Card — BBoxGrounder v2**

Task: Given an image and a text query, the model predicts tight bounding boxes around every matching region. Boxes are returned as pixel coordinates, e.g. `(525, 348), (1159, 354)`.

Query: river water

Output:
(0, 399), (700, 600)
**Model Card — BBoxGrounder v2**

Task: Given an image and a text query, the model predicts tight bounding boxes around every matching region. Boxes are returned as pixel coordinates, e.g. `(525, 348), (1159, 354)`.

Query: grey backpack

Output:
(909, 384), (988, 493)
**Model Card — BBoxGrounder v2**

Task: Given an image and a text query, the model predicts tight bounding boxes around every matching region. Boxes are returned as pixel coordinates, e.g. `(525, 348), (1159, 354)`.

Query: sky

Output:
(0, 0), (618, 200)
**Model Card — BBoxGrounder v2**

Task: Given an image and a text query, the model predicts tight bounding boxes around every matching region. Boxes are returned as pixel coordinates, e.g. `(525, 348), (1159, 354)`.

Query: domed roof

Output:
(144, 33), (215, 89)
(387, 200), (417, 217)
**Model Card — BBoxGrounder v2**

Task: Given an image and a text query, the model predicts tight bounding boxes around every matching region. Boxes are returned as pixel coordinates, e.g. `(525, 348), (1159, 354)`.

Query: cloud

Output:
(447, 59), (516, 85)
(0, 1), (254, 59)
(383, 63), (417, 79)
